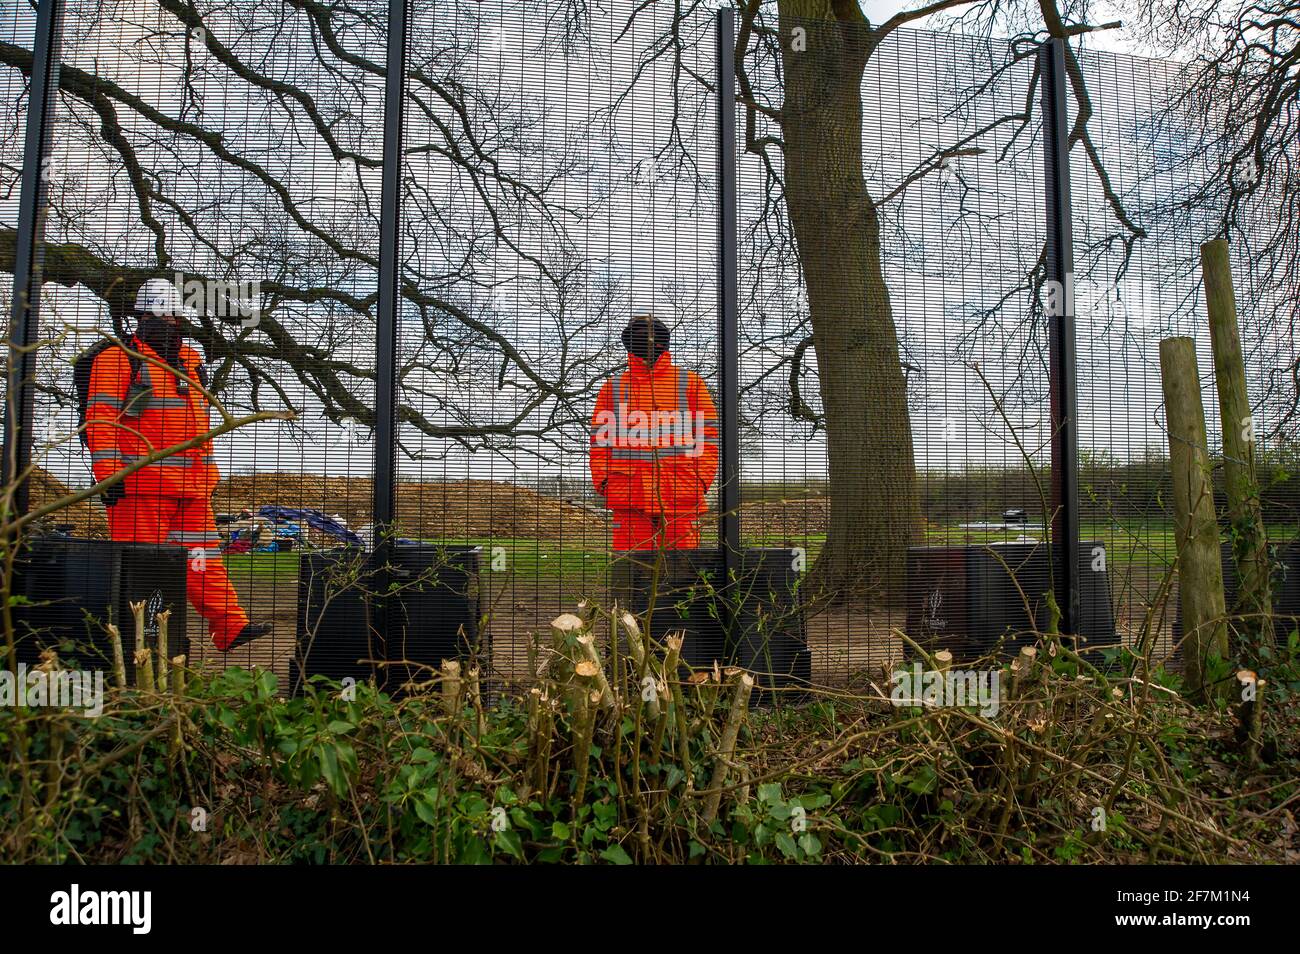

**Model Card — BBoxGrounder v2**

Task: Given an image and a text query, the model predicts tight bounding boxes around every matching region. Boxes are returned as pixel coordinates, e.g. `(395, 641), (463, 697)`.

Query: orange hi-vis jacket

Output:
(85, 338), (220, 499)
(589, 351), (719, 516)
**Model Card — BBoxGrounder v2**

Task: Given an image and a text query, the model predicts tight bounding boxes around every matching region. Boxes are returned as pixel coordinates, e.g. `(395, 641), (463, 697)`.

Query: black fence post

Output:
(373, 0), (407, 543)
(3, 0), (64, 520)
(1039, 37), (1080, 636)
(716, 8), (740, 584)
(368, 0), (408, 678)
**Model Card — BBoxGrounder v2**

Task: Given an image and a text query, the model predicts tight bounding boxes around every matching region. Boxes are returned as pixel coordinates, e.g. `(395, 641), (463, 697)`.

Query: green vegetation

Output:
(4, 623), (1297, 864)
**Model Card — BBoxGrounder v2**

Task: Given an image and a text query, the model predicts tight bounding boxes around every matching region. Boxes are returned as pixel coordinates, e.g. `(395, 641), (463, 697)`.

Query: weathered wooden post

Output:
(1159, 337), (1230, 701)
(1203, 239), (1274, 659)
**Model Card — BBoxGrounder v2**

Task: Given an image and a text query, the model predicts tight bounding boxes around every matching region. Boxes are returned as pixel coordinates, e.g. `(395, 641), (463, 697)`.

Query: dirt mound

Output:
(28, 468), (109, 538)
(213, 473), (607, 541)
(735, 496), (829, 537)
(22, 469), (822, 545)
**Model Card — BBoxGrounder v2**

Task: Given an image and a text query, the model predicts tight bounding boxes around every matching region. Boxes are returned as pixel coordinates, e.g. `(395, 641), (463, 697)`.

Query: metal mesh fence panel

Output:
(5, 3), (1296, 697)
(737, 21), (1056, 687)
(394, 3), (721, 690)
(0, 0), (38, 396)
(6, 0), (389, 688)
(0, 5), (33, 200)
(1071, 47), (1300, 668)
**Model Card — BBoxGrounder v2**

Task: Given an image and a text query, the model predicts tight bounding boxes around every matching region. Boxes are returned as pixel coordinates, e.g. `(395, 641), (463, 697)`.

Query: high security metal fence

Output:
(1068, 47), (1300, 663)
(4, 1), (1296, 696)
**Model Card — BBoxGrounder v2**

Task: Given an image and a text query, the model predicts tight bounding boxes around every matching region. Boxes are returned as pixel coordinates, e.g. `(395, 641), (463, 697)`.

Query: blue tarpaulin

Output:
(256, 506), (364, 548)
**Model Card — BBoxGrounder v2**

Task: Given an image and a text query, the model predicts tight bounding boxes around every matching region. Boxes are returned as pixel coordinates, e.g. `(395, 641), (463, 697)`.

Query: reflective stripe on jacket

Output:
(589, 351), (719, 515)
(85, 338), (220, 499)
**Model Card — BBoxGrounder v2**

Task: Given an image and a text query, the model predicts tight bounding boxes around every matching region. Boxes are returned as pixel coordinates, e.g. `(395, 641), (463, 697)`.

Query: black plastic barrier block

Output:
(291, 544), (482, 696)
(730, 548), (812, 697)
(12, 537), (189, 685)
(610, 547), (810, 698)
(906, 541), (1116, 662)
(610, 549), (727, 672)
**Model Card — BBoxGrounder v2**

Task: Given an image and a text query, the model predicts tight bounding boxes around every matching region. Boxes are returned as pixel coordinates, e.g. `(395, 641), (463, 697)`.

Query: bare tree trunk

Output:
(779, 4), (920, 601)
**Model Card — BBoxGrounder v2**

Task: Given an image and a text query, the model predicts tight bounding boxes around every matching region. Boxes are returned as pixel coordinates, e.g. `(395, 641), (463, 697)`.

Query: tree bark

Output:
(778, 3), (920, 602)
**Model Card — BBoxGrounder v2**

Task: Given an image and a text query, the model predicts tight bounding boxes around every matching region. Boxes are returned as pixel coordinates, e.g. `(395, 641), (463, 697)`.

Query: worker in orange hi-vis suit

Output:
(589, 314), (719, 550)
(84, 279), (272, 653)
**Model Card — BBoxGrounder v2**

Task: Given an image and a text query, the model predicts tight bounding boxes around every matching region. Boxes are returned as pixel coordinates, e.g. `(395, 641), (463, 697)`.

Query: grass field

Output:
(224, 551), (300, 582)
(224, 538), (612, 584)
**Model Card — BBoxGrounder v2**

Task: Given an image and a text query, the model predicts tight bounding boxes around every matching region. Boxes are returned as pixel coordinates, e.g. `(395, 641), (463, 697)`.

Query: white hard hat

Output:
(133, 278), (191, 318)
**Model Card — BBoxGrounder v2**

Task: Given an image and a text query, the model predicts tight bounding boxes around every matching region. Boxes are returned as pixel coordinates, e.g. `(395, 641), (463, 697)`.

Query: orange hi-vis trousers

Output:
(106, 495), (249, 650)
(610, 511), (701, 550)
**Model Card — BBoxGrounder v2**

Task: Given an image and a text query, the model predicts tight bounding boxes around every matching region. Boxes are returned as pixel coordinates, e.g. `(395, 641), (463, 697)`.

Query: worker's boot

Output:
(220, 620), (274, 653)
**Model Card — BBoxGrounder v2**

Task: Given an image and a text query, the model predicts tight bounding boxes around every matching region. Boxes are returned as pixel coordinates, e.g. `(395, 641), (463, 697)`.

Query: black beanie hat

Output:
(622, 314), (671, 363)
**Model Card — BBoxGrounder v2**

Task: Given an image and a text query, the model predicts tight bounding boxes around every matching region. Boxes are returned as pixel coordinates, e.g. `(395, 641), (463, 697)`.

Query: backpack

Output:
(72, 340), (144, 446)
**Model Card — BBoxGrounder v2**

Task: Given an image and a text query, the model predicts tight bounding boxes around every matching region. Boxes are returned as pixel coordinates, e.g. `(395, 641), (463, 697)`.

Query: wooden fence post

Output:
(1203, 239), (1274, 659)
(1159, 336), (1229, 701)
